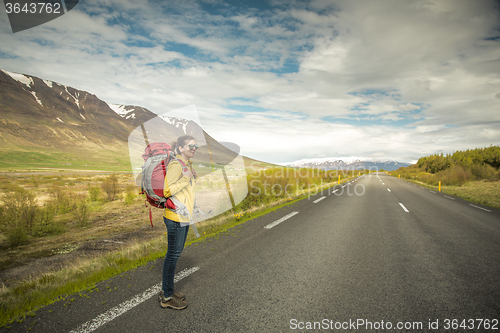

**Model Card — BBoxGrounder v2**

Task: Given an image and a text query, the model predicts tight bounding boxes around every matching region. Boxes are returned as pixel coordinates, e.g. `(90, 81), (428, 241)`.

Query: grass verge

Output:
(396, 177), (500, 210)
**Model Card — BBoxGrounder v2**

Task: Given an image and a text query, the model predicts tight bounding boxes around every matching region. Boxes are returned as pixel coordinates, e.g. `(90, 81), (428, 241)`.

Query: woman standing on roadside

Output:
(159, 135), (198, 310)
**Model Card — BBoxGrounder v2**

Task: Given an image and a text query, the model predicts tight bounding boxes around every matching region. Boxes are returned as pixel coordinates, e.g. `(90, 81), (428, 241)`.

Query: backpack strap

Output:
(145, 200), (153, 228)
(161, 159), (166, 177)
(175, 157), (189, 172)
(169, 156), (197, 179)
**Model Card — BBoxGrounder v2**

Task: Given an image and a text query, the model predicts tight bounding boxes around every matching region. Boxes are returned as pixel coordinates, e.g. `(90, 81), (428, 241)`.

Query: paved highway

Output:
(3, 173), (500, 332)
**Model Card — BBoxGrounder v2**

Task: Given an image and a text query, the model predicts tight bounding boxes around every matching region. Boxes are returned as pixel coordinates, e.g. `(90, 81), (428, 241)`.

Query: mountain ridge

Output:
(282, 157), (411, 171)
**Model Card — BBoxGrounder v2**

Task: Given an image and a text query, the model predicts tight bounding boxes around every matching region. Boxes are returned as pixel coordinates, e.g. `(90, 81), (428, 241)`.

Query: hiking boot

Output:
(160, 295), (188, 310)
(173, 291), (185, 301)
(159, 290), (185, 301)
(159, 290), (187, 309)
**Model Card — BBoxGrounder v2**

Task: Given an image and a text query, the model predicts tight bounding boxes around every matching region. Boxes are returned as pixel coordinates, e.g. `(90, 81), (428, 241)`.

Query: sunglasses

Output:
(187, 144), (199, 150)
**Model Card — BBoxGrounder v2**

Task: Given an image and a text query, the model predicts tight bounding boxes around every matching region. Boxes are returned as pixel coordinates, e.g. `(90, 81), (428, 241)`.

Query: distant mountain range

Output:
(282, 157), (411, 171)
(0, 69), (244, 170)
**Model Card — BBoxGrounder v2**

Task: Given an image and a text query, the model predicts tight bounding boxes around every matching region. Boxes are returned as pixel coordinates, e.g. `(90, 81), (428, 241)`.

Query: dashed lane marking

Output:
(399, 203), (409, 212)
(387, 188), (391, 192)
(313, 196), (326, 203)
(264, 212), (299, 229)
(469, 204), (491, 212)
(444, 195), (455, 200)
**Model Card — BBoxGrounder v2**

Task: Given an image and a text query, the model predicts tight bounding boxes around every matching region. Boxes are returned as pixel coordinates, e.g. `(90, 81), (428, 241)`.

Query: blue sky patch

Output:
(349, 102), (370, 112)
(268, 58), (300, 74)
(348, 89), (401, 101)
(322, 114), (423, 127)
(226, 104), (270, 113)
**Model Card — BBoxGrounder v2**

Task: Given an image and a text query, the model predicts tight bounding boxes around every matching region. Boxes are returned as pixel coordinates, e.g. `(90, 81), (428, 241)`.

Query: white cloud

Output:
(398, 103), (421, 112)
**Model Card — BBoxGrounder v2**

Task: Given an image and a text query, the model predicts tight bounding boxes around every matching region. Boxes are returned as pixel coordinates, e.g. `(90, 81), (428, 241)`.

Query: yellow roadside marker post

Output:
(439, 181), (441, 192)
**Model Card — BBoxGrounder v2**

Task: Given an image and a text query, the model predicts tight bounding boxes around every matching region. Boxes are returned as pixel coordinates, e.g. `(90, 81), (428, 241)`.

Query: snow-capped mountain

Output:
(0, 68), (136, 148)
(106, 103), (157, 127)
(0, 69), (202, 146)
(0, 68), (244, 169)
(282, 156), (360, 168)
(282, 157), (411, 171)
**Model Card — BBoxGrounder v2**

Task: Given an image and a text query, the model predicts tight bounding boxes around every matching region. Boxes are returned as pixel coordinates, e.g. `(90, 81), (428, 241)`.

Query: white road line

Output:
(69, 267), (200, 333)
(313, 196), (326, 203)
(429, 190), (436, 193)
(444, 195), (455, 200)
(399, 203), (409, 212)
(387, 188), (391, 192)
(331, 189), (339, 194)
(469, 204), (491, 212)
(264, 212), (299, 229)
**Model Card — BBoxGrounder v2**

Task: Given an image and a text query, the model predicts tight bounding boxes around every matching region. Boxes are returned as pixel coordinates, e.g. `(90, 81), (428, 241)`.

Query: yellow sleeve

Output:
(163, 161), (190, 197)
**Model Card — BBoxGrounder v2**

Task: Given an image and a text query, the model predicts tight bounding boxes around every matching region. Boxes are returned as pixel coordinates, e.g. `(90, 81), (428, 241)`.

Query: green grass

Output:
(440, 181), (500, 209)
(394, 177), (500, 210)
(0, 148), (132, 172)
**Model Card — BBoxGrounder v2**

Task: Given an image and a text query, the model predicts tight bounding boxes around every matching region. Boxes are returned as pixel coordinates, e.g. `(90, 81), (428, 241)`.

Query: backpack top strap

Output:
(173, 156), (188, 172)
(170, 156), (197, 179)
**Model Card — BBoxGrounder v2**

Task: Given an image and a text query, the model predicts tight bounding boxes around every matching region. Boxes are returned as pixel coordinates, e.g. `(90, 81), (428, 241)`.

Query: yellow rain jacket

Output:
(163, 155), (196, 223)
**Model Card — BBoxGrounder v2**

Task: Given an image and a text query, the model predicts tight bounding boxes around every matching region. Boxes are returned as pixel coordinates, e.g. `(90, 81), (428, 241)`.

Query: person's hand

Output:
(183, 168), (193, 179)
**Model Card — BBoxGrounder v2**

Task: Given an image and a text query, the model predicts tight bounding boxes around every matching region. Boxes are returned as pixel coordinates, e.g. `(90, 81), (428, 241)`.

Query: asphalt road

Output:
(3, 173), (500, 332)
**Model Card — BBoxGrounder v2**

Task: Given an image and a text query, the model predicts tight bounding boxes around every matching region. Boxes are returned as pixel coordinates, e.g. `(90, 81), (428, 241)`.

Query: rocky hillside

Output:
(0, 69), (240, 170)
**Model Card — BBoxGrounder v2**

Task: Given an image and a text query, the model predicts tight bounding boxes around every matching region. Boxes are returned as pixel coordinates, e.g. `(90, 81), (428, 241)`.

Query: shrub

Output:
(88, 186), (101, 202)
(101, 174), (118, 202)
(6, 225), (28, 247)
(416, 172), (433, 184)
(436, 165), (472, 186)
(124, 185), (137, 205)
(1, 188), (37, 247)
(49, 186), (75, 214)
(470, 163), (496, 180)
(74, 194), (89, 227)
(1, 188), (66, 242)
(2, 188), (38, 232)
(32, 204), (63, 237)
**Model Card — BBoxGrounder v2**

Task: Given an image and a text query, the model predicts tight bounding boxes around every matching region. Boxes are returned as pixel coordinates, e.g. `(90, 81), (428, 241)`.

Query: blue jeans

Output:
(162, 217), (189, 297)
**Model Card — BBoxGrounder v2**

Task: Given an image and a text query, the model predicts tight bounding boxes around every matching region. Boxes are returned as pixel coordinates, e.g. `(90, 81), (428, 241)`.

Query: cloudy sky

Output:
(1, 0), (499, 164)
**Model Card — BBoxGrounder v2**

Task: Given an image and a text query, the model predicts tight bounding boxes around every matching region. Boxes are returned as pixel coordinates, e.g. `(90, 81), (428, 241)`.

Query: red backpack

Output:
(140, 142), (192, 226)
